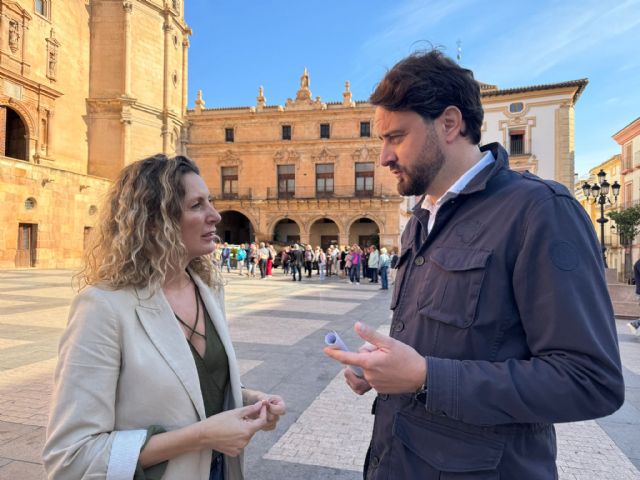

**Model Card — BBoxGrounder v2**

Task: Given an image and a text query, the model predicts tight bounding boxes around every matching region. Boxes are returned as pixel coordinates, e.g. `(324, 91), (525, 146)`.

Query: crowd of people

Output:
(214, 242), (398, 289)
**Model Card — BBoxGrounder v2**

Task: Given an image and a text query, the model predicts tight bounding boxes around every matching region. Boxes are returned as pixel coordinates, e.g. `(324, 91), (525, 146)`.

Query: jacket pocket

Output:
(418, 247), (491, 328)
(390, 249), (412, 310)
(392, 412), (503, 478)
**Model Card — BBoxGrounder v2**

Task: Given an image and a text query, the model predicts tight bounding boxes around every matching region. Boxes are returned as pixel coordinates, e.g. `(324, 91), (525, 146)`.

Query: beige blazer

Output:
(43, 271), (244, 480)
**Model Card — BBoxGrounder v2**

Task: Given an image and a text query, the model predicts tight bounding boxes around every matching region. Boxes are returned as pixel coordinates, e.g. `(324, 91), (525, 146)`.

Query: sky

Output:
(185, 0), (640, 177)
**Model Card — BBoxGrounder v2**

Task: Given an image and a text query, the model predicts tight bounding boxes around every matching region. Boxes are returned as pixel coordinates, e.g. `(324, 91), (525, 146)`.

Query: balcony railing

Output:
(211, 185), (399, 201)
(211, 187), (252, 200)
(266, 184), (397, 200)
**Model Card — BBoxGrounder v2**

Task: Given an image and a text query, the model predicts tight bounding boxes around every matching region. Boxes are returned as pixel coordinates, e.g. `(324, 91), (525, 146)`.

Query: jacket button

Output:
(371, 456), (380, 467)
(414, 256), (425, 266)
(380, 394), (389, 401)
(394, 321), (405, 333)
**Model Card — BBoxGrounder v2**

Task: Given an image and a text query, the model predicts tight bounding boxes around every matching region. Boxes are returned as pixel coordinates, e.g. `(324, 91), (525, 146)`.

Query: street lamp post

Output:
(582, 169), (620, 268)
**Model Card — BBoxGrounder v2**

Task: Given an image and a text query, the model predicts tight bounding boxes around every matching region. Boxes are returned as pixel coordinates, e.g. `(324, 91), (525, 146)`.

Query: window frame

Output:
(225, 127), (235, 143)
(509, 130), (525, 156)
(360, 121), (371, 138)
(355, 162), (375, 197)
(315, 163), (334, 197)
(277, 164), (295, 199)
(221, 166), (238, 199)
(320, 123), (330, 139)
(282, 125), (292, 141)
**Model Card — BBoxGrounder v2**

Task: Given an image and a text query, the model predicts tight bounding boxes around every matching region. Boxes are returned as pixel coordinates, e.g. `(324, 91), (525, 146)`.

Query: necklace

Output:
(173, 273), (206, 343)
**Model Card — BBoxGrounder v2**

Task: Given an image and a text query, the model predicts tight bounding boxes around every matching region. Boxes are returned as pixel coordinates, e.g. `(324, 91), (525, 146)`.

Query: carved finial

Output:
(195, 89), (205, 113)
(343, 80), (354, 107)
(256, 85), (266, 110)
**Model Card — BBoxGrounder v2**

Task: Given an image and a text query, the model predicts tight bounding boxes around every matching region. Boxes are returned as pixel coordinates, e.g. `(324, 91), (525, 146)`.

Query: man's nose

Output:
(380, 143), (396, 167)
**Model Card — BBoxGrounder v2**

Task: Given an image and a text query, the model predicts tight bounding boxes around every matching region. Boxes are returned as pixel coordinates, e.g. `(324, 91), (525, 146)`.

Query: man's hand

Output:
(323, 322), (427, 394)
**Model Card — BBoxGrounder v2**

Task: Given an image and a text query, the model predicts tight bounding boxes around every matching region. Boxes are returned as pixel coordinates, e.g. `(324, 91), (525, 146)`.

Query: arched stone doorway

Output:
(310, 217), (339, 250)
(349, 217), (380, 247)
(273, 218), (300, 245)
(2, 106), (28, 161)
(217, 210), (254, 244)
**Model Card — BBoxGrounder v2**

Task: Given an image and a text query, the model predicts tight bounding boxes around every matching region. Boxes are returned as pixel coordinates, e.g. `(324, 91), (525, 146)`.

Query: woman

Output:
(43, 155), (285, 480)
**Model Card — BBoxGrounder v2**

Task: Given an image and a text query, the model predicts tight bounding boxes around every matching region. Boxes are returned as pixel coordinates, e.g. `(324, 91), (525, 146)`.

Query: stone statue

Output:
(8, 20), (20, 54)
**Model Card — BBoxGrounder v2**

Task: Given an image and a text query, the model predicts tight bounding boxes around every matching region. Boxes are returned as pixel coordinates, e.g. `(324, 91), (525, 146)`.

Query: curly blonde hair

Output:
(76, 154), (223, 292)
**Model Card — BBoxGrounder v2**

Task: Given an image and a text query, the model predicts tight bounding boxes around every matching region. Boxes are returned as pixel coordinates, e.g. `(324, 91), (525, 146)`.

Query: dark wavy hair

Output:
(77, 154), (222, 291)
(370, 49), (483, 144)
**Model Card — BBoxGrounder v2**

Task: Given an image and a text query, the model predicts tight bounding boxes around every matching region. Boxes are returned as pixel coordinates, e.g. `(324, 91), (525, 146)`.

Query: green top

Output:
(135, 307), (230, 480)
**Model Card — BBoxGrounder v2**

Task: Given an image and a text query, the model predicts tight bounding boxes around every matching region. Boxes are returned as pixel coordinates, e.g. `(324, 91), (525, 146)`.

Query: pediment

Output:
(0, 1), (33, 20)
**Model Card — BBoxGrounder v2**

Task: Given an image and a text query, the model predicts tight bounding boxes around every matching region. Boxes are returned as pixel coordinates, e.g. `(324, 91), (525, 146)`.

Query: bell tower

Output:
(87, 0), (191, 179)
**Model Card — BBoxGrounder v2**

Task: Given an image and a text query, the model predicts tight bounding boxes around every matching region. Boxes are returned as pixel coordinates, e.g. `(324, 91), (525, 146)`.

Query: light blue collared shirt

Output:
(422, 150), (495, 233)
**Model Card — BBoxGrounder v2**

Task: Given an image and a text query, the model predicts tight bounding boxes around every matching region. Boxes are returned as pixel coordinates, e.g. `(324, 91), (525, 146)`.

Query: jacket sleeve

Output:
(43, 288), (148, 480)
(426, 194), (625, 425)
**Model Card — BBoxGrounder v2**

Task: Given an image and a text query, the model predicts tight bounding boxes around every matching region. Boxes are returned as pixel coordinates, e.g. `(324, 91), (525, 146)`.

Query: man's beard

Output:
(396, 131), (445, 197)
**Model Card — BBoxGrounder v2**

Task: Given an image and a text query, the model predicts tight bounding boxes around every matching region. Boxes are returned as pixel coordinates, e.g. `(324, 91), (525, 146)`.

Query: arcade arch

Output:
(217, 210), (255, 244)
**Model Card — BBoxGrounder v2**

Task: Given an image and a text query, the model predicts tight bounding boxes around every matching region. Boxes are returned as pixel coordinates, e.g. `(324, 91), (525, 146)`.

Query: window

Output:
(509, 102), (524, 113)
(24, 197), (36, 210)
(282, 125), (292, 140)
(320, 123), (330, 139)
(355, 162), (374, 196)
(277, 164), (295, 199)
(225, 128), (234, 143)
(316, 163), (334, 197)
(360, 121), (371, 138)
(221, 166), (238, 199)
(35, 0), (49, 18)
(509, 131), (525, 155)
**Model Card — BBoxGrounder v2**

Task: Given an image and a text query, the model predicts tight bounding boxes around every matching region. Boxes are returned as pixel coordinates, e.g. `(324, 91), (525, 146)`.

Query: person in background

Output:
(290, 244), (303, 282)
(221, 242), (231, 273)
(236, 243), (247, 276)
(378, 247), (390, 290)
(628, 258), (640, 335)
(349, 245), (361, 285)
(325, 49), (623, 479)
(43, 155), (285, 480)
(368, 245), (380, 284)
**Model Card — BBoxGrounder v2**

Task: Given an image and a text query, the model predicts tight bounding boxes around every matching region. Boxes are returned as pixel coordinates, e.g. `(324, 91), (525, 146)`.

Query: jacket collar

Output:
(411, 142), (509, 215)
(134, 278), (206, 419)
(134, 270), (243, 419)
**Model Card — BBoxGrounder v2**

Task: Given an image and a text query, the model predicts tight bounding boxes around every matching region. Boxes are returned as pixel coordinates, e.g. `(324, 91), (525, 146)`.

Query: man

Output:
(628, 258), (640, 334)
(324, 50), (624, 479)
(290, 244), (303, 282)
(367, 245), (380, 283)
(221, 242), (231, 273)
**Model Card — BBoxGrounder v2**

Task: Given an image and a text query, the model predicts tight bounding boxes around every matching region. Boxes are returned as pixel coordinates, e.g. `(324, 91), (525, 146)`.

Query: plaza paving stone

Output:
(0, 268), (638, 479)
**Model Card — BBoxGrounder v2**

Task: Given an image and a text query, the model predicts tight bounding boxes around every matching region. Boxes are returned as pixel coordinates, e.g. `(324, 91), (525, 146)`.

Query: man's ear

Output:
(440, 106), (464, 143)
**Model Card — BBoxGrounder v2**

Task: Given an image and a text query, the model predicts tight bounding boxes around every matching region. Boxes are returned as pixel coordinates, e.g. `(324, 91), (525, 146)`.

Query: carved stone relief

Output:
(8, 19), (20, 54)
(46, 29), (60, 81)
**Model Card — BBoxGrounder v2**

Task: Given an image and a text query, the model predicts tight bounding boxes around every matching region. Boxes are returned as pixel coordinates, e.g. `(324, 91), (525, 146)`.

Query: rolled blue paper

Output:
(325, 331), (364, 378)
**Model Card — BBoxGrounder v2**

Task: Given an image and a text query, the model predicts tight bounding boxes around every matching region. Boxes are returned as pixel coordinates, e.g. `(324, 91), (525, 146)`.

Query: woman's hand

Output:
(243, 389), (287, 431)
(255, 393), (286, 431)
(197, 401), (268, 457)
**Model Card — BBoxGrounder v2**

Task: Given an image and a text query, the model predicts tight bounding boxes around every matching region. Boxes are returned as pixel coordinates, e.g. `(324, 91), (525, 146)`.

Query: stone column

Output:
(162, 20), (172, 153)
(123, 2), (133, 97)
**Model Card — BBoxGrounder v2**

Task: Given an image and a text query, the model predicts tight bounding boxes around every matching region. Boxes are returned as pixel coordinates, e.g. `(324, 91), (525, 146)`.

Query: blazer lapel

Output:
(190, 271), (243, 410)
(135, 286), (206, 420)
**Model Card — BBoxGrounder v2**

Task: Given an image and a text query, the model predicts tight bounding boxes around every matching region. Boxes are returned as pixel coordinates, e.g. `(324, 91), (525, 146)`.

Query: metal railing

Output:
(266, 184), (397, 200)
(212, 185), (399, 201)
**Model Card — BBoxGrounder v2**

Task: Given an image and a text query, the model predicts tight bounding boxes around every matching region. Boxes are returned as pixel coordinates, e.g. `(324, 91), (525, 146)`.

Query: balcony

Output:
(266, 184), (397, 200)
(211, 187), (252, 200)
(211, 185), (399, 202)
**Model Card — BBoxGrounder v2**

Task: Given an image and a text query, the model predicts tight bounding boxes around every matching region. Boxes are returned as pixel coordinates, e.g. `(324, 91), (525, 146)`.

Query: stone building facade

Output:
(0, 0), (588, 267)
(186, 73), (587, 251)
(0, 0), (188, 268)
